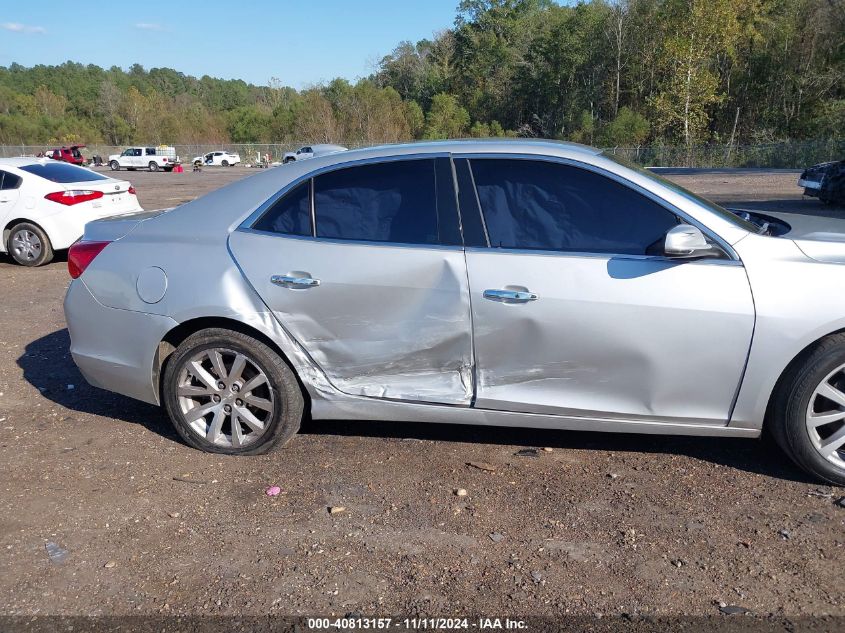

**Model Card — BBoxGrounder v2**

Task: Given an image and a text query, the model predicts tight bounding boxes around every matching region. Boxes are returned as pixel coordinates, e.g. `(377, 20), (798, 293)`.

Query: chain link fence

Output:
(1, 139), (841, 168)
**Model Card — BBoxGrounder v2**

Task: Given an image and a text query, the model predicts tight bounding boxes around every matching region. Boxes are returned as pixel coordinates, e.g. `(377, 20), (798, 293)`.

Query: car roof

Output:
(0, 157), (50, 168)
(306, 139), (599, 164)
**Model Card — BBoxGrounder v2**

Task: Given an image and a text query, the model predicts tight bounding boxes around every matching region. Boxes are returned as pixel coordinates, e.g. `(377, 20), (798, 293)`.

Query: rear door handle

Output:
(483, 289), (538, 303)
(271, 274), (320, 289)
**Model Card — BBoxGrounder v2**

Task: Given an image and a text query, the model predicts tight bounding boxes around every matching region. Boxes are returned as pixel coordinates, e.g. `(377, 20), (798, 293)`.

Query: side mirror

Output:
(664, 224), (718, 259)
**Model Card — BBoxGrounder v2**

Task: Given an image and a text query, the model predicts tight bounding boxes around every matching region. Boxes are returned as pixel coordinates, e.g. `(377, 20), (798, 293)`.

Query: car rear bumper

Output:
(41, 202), (144, 250)
(64, 278), (177, 405)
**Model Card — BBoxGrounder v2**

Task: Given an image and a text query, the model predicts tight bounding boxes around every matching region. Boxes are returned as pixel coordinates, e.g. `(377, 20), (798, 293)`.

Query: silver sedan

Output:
(63, 140), (845, 485)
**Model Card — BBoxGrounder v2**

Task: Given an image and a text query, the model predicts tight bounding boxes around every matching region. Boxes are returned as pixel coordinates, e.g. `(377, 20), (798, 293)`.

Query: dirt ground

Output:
(1, 166), (844, 624)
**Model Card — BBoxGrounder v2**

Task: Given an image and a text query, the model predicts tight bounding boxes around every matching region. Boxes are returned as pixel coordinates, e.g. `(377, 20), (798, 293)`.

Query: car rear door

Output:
(0, 170), (22, 229)
(229, 155), (474, 405)
(455, 156), (755, 426)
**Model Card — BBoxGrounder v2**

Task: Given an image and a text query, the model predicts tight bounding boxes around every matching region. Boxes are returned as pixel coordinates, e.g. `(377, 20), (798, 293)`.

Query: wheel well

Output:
(155, 316), (311, 415)
(2, 218), (44, 249)
(764, 327), (845, 426)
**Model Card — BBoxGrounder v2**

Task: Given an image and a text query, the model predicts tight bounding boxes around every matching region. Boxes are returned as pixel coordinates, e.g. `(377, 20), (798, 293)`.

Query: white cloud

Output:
(135, 22), (164, 31)
(2, 22), (46, 34)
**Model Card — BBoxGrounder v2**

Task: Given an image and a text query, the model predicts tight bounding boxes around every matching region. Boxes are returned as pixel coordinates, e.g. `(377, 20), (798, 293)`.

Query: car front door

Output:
(0, 170), (22, 229)
(229, 156), (473, 405)
(455, 157), (755, 426)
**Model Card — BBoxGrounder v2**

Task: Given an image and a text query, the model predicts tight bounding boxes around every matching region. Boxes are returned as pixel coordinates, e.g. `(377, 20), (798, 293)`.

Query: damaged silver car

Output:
(64, 140), (845, 485)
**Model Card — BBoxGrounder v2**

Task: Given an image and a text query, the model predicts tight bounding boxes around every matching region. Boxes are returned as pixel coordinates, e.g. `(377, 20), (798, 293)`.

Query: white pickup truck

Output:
(108, 146), (179, 172)
(282, 144), (347, 164)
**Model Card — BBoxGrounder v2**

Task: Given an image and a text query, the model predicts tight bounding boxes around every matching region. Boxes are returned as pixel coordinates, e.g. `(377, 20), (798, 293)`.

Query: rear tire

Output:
(109, 160), (120, 171)
(221, 160), (229, 167)
(149, 162), (159, 172)
(770, 333), (845, 485)
(7, 222), (53, 267)
(162, 328), (303, 455)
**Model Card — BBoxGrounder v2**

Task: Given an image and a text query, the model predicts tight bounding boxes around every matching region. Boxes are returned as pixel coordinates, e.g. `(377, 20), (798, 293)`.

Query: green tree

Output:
(602, 107), (650, 145)
(423, 93), (470, 138)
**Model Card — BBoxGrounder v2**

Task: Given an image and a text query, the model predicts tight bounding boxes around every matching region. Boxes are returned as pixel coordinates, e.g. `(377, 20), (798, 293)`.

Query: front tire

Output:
(149, 162), (159, 172)
(162, 328), (303, 455)
(109, 160), (120, 171)
(7, 222), (53, 266)
(770, 333), (845, 485)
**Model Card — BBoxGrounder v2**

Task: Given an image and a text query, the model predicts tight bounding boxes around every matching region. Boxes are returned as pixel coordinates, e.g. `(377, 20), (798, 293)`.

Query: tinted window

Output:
(0, 170), (22, 190)
(469, 159), (678, 255)
(314, 159), (439, 245)
(19, 162), (108, 183)
(253, 181), (311, 236)
(603, 152), (759, 233)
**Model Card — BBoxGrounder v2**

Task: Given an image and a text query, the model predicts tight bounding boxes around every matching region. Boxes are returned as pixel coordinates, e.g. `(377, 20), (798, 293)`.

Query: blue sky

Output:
(0, 1), (460, 88)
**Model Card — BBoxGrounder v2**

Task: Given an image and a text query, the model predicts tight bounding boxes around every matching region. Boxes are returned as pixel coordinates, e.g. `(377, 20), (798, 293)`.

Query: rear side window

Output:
(253, 181), (311, 236)
(0, 170), (22, 190)
(19, 162), (108, 183)
(314, 159), (439, 245)
(469, 159), (678, 255)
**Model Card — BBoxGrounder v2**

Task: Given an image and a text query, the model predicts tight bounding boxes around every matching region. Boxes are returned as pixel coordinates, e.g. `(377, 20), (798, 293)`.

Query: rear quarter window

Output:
(0, 170), (22, 190)
(19, 163), (108, 183)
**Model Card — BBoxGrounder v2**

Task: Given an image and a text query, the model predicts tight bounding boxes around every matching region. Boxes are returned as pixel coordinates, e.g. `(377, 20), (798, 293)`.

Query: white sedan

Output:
(192, 151), (240, 167)
(0, 158), (143, 266)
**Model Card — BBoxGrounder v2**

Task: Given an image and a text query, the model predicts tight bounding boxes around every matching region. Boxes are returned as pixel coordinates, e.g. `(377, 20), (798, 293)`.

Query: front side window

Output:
(253, 181), (311, 237)
(122, 149), (133, 156)
(314, 159), (439, 245)
(469, 159), (678, 255)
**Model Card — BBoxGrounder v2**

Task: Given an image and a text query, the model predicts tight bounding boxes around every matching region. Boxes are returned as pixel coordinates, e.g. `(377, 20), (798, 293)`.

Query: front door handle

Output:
(271, 274), (320, 289)
(483, 289), (538, 303)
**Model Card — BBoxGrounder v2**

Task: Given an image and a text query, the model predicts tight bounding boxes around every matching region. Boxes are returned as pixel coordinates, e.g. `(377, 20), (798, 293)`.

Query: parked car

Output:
(1, 158), (141, 266)
(799, 159), (845, 205)
(43, 145), (87, 166)
(282, 144), (347, 164)
(109, 146), (179, 172)
(63, 140), (845, 485)
(192, 151), (240, 167)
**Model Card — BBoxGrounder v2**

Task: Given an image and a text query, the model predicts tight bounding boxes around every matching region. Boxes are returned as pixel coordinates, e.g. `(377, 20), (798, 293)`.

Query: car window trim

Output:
(454, 152), (739, 262)
(241, 152), (458, 249)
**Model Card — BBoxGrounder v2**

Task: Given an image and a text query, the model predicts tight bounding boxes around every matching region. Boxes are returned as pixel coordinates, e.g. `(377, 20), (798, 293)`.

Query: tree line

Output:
(0, 0), (841, 149)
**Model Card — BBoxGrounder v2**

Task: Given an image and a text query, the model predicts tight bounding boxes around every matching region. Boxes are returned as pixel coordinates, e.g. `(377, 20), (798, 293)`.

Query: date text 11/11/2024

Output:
(306, 617), (528, 630)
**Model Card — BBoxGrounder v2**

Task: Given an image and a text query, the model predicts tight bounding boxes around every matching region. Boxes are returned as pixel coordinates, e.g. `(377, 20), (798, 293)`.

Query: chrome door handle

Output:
(483, 289), (538, 303)
(271, 274), (320, 289)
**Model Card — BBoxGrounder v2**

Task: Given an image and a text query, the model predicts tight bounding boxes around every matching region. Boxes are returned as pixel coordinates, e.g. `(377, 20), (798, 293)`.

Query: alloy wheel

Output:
(176, 347), (276, 448)
(806, 363), (845, 469)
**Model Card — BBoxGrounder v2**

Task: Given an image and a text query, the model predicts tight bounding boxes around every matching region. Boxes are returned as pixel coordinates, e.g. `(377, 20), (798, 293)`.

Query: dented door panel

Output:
(229, 231), (474, 405)
(466, 250), (755, 425)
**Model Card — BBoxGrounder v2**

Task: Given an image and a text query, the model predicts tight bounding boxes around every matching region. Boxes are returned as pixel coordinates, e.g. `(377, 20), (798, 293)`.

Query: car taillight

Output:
(128, 186), (136, 195)
(68, 240), (111, 279)
(162, 157), (168, 162)
(45, 190), (104, 206)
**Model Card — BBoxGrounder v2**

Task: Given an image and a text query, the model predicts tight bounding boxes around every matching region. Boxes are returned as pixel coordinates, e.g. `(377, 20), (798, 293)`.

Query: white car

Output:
(0, 158), (143, 266)
(282, 144), (347, 164)
(192, 151), (240, 167)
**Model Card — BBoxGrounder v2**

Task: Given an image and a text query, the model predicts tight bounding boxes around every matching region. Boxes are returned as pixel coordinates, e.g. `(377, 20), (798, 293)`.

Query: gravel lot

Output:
(1, 166), (844, 623)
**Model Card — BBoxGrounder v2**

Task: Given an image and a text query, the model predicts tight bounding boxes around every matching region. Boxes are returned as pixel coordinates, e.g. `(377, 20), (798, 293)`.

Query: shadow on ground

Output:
(19, 328), (814, 485)
(17, 328), (177, 442)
